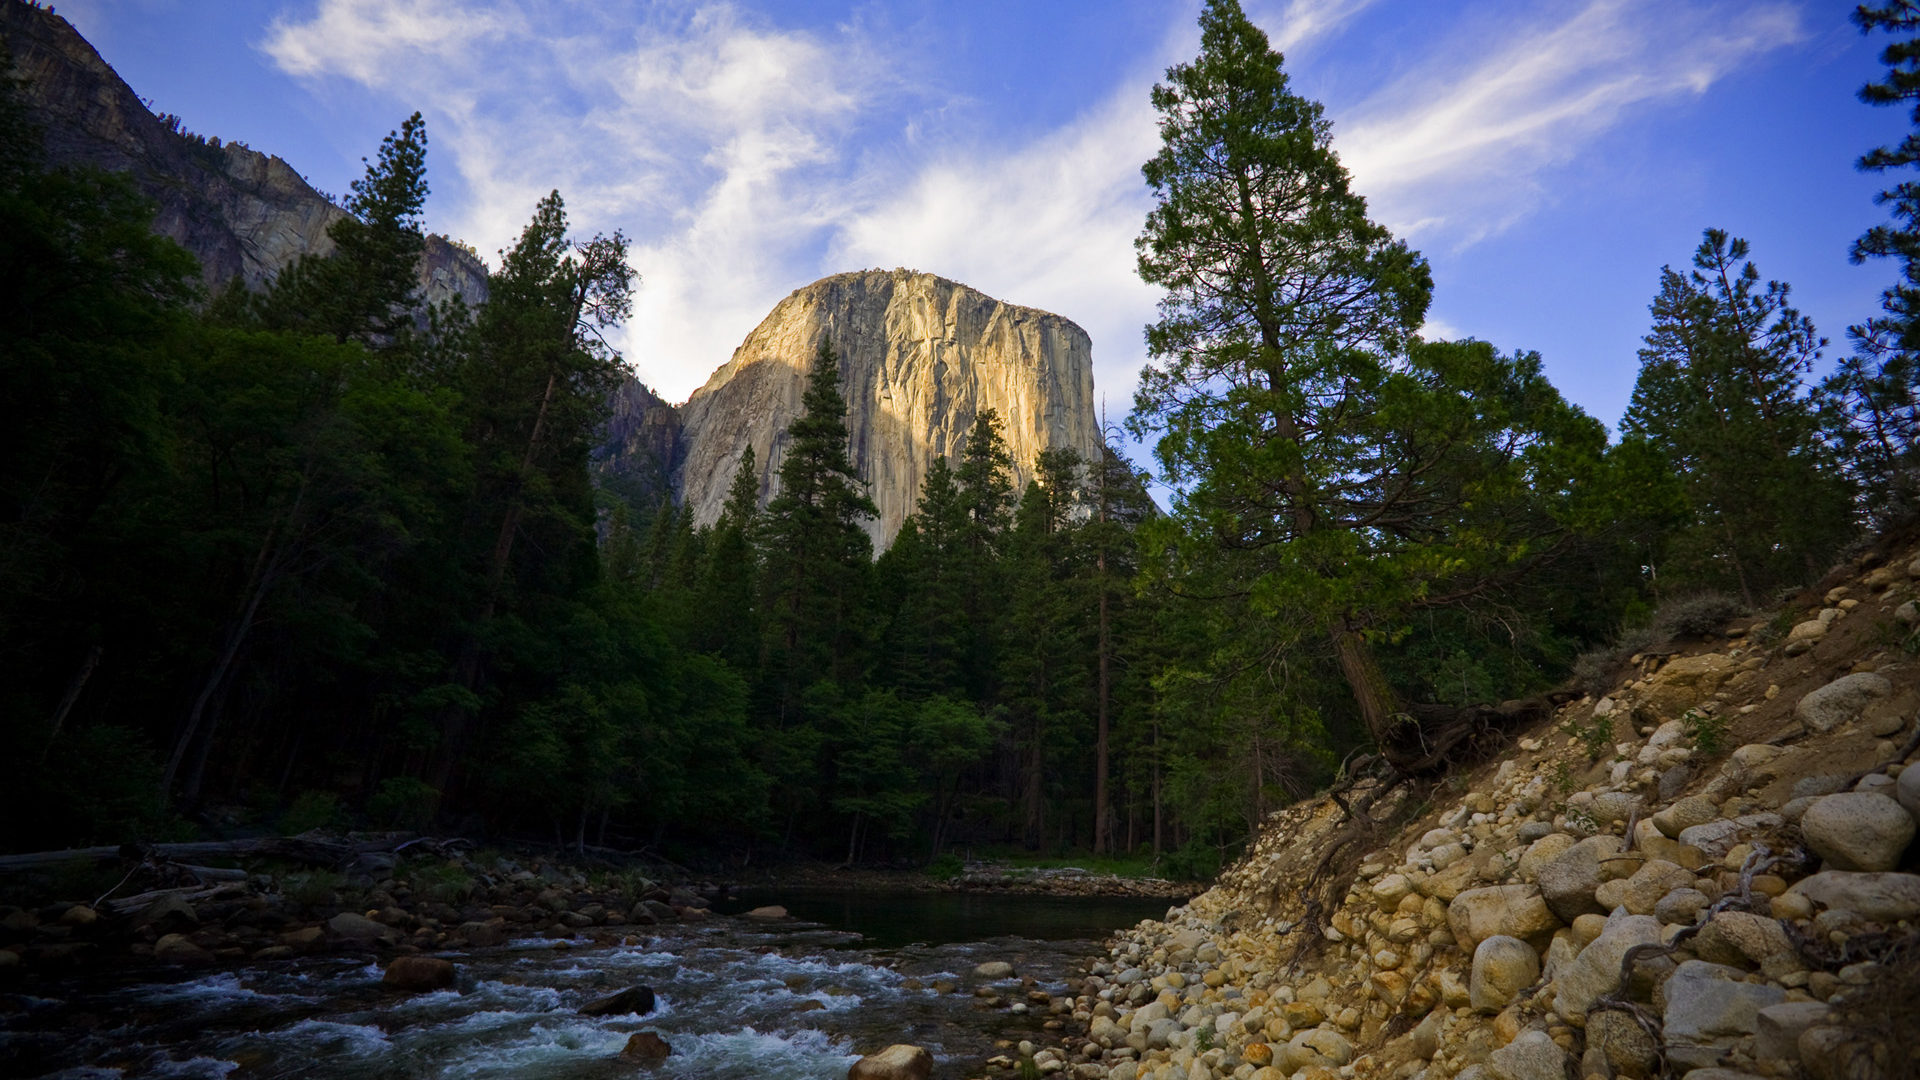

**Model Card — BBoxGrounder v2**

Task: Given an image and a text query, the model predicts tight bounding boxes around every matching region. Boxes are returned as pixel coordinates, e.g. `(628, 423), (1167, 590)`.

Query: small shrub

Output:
(281, 791), (341, 835)
(589, 867), (655, 906)
(1563, 711), (1616, 761)
(926, 852), (963, 881)
(366, 777), (439, 832)
(1563, 805), (1599, 834)
(1571, 625), (1660, 697)
(1680, 708), (1730, 757)
(283, 869), (344, 907)
(411, 860), (475, 904)
(1549, 761), (1576, 794)
(1650, 592), (1746, 640)
(1195, 1024), (1217, 1053)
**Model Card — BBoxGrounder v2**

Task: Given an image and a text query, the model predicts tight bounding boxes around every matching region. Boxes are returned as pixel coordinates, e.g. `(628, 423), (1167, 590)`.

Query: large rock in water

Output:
(673, 270), (1102, 547)
(848, 1044), (933, 1080)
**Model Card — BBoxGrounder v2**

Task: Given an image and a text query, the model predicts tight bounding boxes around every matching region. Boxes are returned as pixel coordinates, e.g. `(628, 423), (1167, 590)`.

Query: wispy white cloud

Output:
(258, 0), (1803, 412)
(1335, 0), (1804, 247)
(261, 0), (892, 400)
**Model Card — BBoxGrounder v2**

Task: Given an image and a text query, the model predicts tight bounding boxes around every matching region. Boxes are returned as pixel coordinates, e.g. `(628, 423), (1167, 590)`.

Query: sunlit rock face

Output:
(2, 2), (487, 306)
(672, 269), (1102, 546)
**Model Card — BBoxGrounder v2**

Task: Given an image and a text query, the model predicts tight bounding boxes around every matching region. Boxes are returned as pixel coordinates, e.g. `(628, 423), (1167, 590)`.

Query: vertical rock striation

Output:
(673, 269), (1102, 545)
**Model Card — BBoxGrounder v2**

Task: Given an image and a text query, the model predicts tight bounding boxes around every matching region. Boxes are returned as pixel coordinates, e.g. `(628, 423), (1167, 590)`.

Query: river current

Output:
(1, 890), (1174, 1080)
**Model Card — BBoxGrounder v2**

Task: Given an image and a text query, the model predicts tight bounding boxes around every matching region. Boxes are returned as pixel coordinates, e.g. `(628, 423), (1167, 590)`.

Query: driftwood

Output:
(101, 882), (249, 917)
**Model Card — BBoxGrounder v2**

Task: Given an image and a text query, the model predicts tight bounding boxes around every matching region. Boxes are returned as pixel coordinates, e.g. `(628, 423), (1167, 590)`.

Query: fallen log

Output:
(0, 835), (388, 874)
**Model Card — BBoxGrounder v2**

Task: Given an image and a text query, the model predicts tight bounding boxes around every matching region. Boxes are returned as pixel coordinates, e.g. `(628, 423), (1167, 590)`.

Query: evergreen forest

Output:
(7, 0), (1920, 881)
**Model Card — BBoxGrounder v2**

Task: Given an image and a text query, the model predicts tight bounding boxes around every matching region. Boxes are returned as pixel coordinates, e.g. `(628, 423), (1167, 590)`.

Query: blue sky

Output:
(52, 0), (1911, 452)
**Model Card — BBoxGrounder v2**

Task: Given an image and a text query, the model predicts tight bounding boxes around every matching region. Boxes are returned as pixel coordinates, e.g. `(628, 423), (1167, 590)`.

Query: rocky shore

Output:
(974, 545), (1920, 1080)
(0, 844), (732, 978)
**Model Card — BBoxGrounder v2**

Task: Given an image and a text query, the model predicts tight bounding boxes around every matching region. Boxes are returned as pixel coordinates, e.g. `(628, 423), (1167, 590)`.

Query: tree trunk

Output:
(433, 368), (560, 793)
(164, 487), (301, 797)
(1331, 624), (1401, 756)
(1151, 718), (1163, 857)
(1093, 529), (1112, 854)
(42, 644), (103, 762)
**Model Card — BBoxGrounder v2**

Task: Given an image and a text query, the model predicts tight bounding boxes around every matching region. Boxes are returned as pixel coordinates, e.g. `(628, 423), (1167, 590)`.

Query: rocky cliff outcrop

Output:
(594, 379), (683, 507)
(673, 269), (1102, 545)
(1008, 541), (1920, 1080)
(1, 1), (486, 307)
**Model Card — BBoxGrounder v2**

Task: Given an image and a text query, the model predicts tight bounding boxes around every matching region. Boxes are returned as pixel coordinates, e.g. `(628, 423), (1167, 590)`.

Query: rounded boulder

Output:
(1468, 935), (1539, 1013)
(1800, 792), (1916, 871)
(849, 1044), (933, 1080)
(382, 955), (456, 992)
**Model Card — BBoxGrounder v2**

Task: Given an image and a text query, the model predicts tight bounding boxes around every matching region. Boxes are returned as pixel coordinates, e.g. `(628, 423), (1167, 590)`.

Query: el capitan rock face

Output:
(672, 269), (1102, 545)
(1, 2), (486, 308)
(4, 9), (1101, 540)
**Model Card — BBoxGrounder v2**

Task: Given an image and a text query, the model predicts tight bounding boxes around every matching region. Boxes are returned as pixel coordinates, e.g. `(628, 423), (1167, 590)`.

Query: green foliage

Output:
(1548, 761), (1577, 794)
(367, 778), (441, 831)
(282, 791), (343, 835)
(926, 852), (964, 881)
(1160, 838), (1223, 882)
(1623, 230), (1855, 602)
(1680, 707), (1730, 757)
(408, 860), (475, 904)
(283, 869), (345, 908)
(1563, 711), (1616, 761)
(1128, 2), (1613, 773)
(1651, 592), (1747, 640)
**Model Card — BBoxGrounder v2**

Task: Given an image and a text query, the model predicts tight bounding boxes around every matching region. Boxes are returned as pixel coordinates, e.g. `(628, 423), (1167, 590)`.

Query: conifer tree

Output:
(758, 339), (877, 719)
(691, 448), (761, 667)
(260, 113), (430, 346)
(1132, 1), (1613, 774)
(1822, 4), (1920, 522)
(1623, 230), (1853, 601)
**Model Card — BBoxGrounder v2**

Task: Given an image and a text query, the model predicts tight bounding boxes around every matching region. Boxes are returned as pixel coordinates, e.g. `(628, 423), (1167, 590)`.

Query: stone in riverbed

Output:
(327, 912), (396, 943)
(1692, 911), (1800, 978)
(848, 1043), (933, 1080)
(743, 905), (788, 919)
(581, 984), (656, 1016)
(1755, 1001), (1830, 1063)
(973, 961), (1016, 979)
(381, 955), (456, 991)
(622, 1031), (672, 1061)
(1588, 1009), (1657, 1078)
(153, 933), (215, 966)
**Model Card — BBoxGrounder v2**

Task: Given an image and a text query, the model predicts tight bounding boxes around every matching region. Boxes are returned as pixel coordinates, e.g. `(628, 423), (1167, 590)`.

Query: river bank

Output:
(0, 866), (1171, 1079)
(0, 840), (1192, 986)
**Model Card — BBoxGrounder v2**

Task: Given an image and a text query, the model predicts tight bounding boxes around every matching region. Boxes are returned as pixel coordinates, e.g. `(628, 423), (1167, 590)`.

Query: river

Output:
(1, 890), (1176, 1080)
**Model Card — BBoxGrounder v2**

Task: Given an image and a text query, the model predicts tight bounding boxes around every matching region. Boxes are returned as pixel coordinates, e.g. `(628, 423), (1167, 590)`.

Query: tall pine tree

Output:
(1623, 230), (1853, 601)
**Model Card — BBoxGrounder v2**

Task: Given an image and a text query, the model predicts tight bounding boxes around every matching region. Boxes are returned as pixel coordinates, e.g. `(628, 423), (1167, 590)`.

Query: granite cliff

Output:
(672, 269), (1103, 545)
(4, 5), (1103, 542)
(0, 1), (486, 307)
